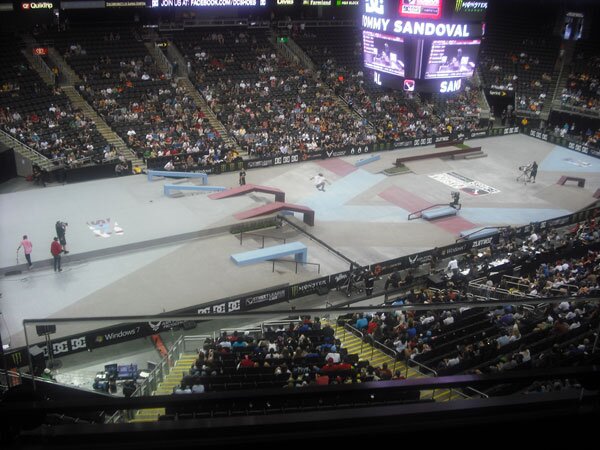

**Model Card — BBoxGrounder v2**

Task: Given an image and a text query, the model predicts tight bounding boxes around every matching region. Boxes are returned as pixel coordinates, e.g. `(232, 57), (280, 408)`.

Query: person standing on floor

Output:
(17, 235), (33, 269)
(239, 168), (246, 186)
(50, 237), (63, 272)
(529, 161), (538, 183)
(364, 269), (375, 297)
(55, 220), (69, 254)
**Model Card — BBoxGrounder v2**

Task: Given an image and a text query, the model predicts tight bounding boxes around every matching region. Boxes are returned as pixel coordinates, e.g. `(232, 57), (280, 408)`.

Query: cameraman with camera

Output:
(55, 220), (69, 254)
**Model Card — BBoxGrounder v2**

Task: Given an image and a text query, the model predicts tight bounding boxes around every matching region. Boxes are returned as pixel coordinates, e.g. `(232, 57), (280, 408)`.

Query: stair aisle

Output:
(331, 324), (466, 402)
(61, 86), (145, 169)
(129, 353), (197, 423)
(177, 77), (245, 156)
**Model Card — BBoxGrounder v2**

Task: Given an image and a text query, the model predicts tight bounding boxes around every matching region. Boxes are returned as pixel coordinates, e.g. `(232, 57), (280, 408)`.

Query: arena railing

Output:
(5, 204), (599, 374)
(0, 129), (56, 170)
(131, 334), (211, 400)
(10, 297), (599, 388)
(501, 274), (580, 297)
(468, 279), (531, 302)
(553, 102), (600, 119)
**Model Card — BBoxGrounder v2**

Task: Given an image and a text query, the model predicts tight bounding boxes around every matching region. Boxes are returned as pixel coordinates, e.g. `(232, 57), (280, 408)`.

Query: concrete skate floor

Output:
(1, 134), (599, 348)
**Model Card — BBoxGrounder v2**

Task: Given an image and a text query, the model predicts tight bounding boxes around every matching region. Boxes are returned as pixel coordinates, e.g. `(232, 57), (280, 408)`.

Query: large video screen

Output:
(424, 38), (479, 79)
(399, 0), (443, 20)
(363, 31), (405, 77)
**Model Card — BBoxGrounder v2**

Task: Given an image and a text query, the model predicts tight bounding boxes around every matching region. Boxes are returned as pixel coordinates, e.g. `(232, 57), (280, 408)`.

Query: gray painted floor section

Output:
(1, 134), (599, 352)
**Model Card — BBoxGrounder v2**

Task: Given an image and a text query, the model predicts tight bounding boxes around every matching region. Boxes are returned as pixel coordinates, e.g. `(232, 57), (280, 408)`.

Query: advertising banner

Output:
(288, 276), (330, 299)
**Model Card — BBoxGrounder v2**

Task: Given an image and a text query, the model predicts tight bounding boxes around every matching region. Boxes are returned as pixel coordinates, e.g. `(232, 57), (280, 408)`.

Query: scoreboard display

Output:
(362, 0), (487, 93)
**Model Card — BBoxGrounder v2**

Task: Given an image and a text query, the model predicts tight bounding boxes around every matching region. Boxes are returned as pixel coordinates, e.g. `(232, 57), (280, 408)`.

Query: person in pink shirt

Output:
(17, 235), (33, 269)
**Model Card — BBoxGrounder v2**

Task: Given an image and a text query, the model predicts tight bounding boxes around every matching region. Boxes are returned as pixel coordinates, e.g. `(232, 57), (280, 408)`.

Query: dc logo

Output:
(365, 0), (384, 15)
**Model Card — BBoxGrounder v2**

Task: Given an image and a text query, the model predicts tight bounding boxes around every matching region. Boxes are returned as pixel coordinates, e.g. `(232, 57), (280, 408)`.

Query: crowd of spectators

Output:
(1, 95), (110, 164)
(173, 317), (408, 394)
(45, 26), (234, 168)
(336, 216), (600, 388)
(560, 51), (600, 114)
(176, 29), (375, 158)
(0, 35), (109, 166)
(293, 27), (484, 144)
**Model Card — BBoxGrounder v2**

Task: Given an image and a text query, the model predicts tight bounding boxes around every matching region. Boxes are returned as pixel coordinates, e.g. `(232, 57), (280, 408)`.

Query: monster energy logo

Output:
(455, 0), (487, 12)
(10, 351), (24, 366)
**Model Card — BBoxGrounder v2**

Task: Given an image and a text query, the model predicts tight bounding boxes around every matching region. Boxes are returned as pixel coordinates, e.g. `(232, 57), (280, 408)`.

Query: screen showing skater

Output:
(363, 31), (405, 77)
(424, 38), (480, 79)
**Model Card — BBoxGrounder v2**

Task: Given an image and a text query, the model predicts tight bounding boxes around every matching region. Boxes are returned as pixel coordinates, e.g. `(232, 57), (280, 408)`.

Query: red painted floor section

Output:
(378, 186), (433, 213)
(429, 215), (477, 234)
(379, 186), (477, 235)
(316, 158), (358, 177)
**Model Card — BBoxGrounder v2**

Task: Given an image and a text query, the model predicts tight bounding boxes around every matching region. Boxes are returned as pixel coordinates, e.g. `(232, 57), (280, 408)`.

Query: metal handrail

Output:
(406, 358), (438, 377)
(239, 231), (287, 248)
(0, 129), (50, 161)
(271, 258), (321, 274)
(464, 386), (490, 398)
(501, 275), (579, 297)
(132, 335), (184, 398)
(372, 340), (399, 374)
(343, 322), (365, 354)
(405, 359), (438, 400)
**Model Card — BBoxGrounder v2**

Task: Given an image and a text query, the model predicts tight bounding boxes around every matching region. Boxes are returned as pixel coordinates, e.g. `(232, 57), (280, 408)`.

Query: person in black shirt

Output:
(364, 270), (375, 297)
(55, 220), (69, 254)
(529, 161), (538, 182)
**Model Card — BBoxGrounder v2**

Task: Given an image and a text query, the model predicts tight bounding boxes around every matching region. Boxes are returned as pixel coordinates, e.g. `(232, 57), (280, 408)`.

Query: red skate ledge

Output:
(209, 184), (285, 202)
(234, 202), (315, 226)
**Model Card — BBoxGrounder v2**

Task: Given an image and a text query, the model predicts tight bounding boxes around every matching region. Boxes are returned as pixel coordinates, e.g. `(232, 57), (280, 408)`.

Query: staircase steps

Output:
(177, 77), (244, 156)
(61, 86), (145, 169)
(130, 354), (197, 423)
(47, 47), (81, 85)
(331, 323), (465, 402)
(0, 131), (54, 172)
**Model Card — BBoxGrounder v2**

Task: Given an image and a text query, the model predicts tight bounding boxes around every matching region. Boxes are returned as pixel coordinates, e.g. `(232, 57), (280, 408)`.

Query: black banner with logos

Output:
(322, 143), (373, 158)
(148, 128), (523, 177)
(288, 276), (330, 299)
(525, 128), (600, 159)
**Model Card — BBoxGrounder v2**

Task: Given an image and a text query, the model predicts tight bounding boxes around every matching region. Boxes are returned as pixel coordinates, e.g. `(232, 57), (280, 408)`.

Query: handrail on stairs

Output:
(342, 322), (365, 354)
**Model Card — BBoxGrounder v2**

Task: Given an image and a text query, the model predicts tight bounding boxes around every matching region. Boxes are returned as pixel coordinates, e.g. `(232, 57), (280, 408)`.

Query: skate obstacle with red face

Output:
(208, 184), (286, 202)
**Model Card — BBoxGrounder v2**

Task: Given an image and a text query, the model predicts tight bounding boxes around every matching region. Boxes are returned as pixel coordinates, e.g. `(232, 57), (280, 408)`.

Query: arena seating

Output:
(560, 40), (600, 115)
(170, 27), (376, 158)
(41, 26), (233, 169)
(0, 33), (109, 166)
(342, 217), (600, 398)
(478, 12), (560, 115)
(294, 27), (483, 143)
